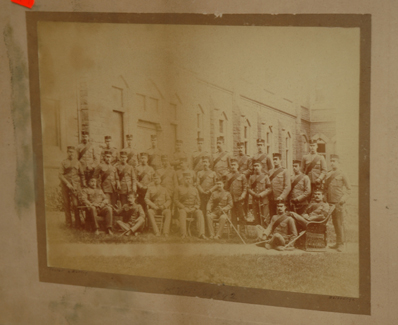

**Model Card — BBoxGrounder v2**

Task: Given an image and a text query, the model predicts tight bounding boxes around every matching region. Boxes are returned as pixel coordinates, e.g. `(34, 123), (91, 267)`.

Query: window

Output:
(170, 103), (177, 120)
(197, 114), (201, 128)
(148, 97), (159, 114)
(266, 127), (273, 154)
(317, 141), (327, 159)
(196, 105), (205, 138)
(219, 120), (224, 133)
(302, 135), (309, 154)
(285, 131), (292, 173)
(136, 94), (146, 111)
(244, 126), (248, 138)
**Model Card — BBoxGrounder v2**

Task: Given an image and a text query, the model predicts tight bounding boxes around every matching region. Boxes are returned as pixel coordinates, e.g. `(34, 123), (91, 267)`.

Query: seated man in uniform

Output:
(113, 192), (145, 236)
(290, 188), (330, 230)
(256, 199), (298, 251)
(174, 173), (207, 239)
(145, 173), (172, 237)
(81, 177), (113, 236)
(206, 177), (233, 239)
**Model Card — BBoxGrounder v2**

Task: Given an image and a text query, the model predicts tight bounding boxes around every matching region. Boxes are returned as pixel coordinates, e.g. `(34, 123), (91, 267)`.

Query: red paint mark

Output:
(11, 0), (34, 9)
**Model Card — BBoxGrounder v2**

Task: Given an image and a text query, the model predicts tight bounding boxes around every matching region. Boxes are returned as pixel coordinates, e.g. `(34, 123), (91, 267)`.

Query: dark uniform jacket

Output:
(146, 147), (163, 171)
(121, 146), (138, 167)
(100, 146), (118, 165)
(303, 201), (330, 221)
(269, 213), (298, 241)
(81, 187), (108, 207)
(290, 172), (311, 204)
(116, 162), (136, 194)
(207, 189), (233, 215)
(76, 142), (97, 170)
(174, 185), (201, 210)
(176, 168), (197, 186)
(114, 203), (145, 224)
(248, 173), (272, 205)
(94, 163), (119, 193)
(213, 150), (231, 178)
(191, 150), (212, 172)
(157, 166), (177, 196)
(136, 164), (155, 189)
(145, 185), (171, 210)
(236, 153), (251, 177)
(250, 152), (273, 175)
(269, 167), (291, 201)
(324, 169), (351, 204)
(302, 153), (327, 184)
(197, 169), (217, 193)
(225, 171), (247, 202)
(59, 158), (83, 188)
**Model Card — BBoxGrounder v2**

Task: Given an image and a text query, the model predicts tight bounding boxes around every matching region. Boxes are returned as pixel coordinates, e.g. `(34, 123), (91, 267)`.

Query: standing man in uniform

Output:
(157, 155), (177, 198)
(116, 150), (137, 206)
(93, 150), (120, 207)
(248, 160), (272, 226)
(213, 136), (232, 178)
(174, 173), (207, 239)
(191, 137), (212, 173)
(171, 140), (188, 170)
(236, 142), (251, 178)
(136, 152), (156, 217)
(324, 154), (351, 252)
(196, 155), (218, 235)
(175, 157), (196, 186)
(251, 139), (273, 175)
(302, 139), (327, 195)
(76, 130), (97, 184)
(59, 146), (84, 228)
(268, 153), (291, 217)
(289, 160), (311, 214)
(225, 158), (247, 229)
(207, 177), (233, 239)
(122, 134), (138, 168)
(147, 134), (163, 171)
(145, 173), (172, 237)
(81, 177), (113, 235)
(100, 136), (118, 165)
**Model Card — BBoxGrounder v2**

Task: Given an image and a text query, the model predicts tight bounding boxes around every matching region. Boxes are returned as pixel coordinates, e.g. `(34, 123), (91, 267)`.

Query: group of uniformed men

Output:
(59, 130), (351, 251)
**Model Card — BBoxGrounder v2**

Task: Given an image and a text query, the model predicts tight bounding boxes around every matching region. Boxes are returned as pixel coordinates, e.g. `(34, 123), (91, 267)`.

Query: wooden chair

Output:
(149, 214), (164, 234)
(299, 204), (335, 252)
(212, 211), (231, 239)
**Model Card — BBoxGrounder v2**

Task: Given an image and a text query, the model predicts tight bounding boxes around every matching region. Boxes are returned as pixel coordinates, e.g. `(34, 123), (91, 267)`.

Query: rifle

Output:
(221, 210), (246, 244)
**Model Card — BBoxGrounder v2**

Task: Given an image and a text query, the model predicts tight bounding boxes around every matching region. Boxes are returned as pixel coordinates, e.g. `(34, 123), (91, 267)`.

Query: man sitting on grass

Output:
(290, 188), (330, 231)
(206, 177), (233, 240)
(81, 177), (113, 236)
(113, 192), (145, 236)
(256, 199), (298, 251)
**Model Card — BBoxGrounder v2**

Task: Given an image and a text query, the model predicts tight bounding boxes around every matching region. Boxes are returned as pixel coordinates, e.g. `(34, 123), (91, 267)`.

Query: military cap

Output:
(127, 192), (138, 198)
(256, 138), (265, 144)
(230, 158), (238, 164)
(313, 185), (324, 192)
(81, 130), (89, 136)
(179, 157), (188, 162)
(237, 141), (245, 147)
(126, 134), (133, 139)
(88, 176), (97, 181)
(201, 155), (211, 161)
(104, 150), (113, 155)
(140, 152), (149, 157)
(216, 136), (225, 143)
(273, 153), (282, 159)
(183, 172), (192, 177)
(330, 154), (340, 160)
(104, 135), (112, 140)
(119, 150), (128, 156)
(293, 160), (301, 165)
(67, 146), (75, 150)
(197, 137), (204, 142)
(151, 134), (157, 140)
(309, 139), (317, 145)
(276, 198), (286, 205)
(176, 139), (183, 144)
(252, 159), (261, 166)
(161, 154), (168, 160)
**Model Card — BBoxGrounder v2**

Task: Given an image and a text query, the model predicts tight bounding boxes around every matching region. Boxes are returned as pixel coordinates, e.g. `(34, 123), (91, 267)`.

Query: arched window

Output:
(218, 111), (229, 146)
(285, 131), (293, 173)
(266, 126), (273, 154)
(302, 134), (309, 155)
(242, 118), (251, 155)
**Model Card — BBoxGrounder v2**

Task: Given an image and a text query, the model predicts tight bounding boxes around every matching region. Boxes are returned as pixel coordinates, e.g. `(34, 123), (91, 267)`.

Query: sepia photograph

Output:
(28, 13), (370, 313)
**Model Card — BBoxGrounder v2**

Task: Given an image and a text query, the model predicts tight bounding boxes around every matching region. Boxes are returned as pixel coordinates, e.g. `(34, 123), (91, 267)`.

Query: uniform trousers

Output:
(207, 211), (228, 237)
(104, 192), (118, 207)
(252, 200), (270, 227)
(289, 203), (308, 215)
(178, 208), (205, 237)
(148, 208), (171, 235)
(331, 203), (345, 245)
(199, 192), (211, 235)
(61, 184), (80, 227)
(231, 200), (245, 228)
(87, 205), (113, 230)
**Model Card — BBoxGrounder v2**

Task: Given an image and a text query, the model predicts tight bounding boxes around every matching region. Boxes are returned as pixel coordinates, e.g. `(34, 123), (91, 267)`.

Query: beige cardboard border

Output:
(27, 12), (371, 315)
